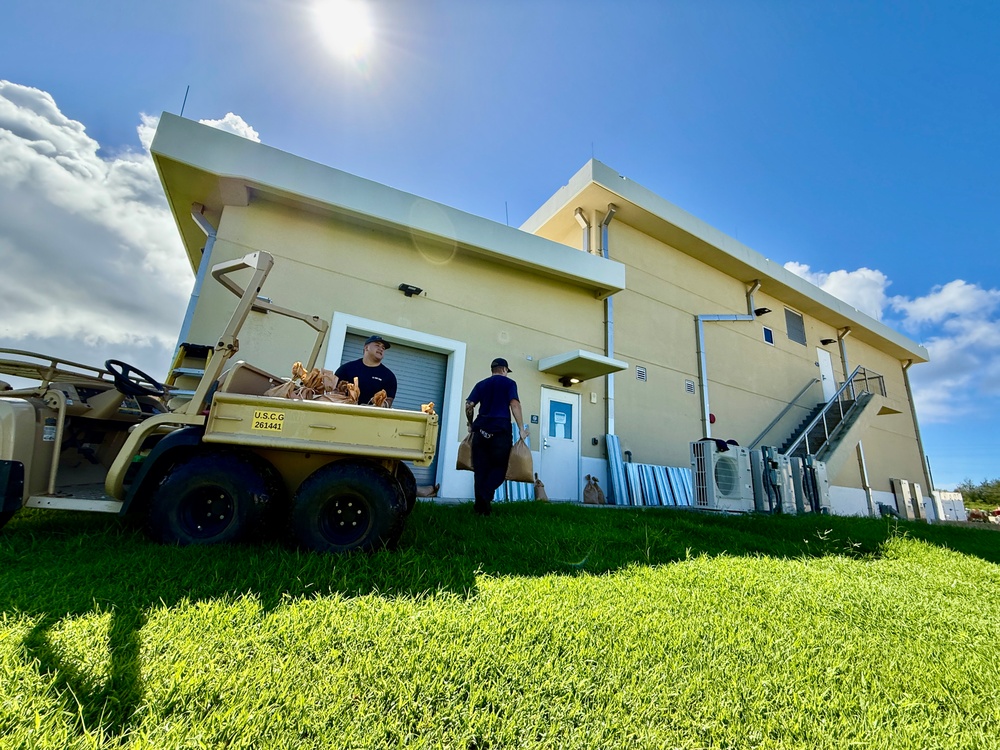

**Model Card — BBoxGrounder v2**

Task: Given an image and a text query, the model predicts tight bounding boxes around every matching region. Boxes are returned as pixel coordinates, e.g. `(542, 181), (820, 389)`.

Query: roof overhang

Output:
(150, 114), (625, 300)
(522, 160), (929, 364)
(537, 350), (628, 383)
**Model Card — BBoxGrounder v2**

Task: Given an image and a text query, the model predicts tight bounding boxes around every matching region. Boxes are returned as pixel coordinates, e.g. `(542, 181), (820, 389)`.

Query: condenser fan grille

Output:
(714, 455), (740, 496)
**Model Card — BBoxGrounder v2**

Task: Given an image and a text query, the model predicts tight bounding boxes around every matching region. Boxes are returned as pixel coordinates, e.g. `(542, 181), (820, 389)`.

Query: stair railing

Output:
(783, 365), (884, 457)
(749, 378), (820, 449)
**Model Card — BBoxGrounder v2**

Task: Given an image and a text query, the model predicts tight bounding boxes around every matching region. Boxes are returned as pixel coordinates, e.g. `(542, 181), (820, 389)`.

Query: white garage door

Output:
(341, 334), (446, 487)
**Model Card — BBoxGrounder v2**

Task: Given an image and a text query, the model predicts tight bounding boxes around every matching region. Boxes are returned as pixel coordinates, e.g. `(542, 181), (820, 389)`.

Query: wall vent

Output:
(685, 379), (696, 394)
(636, 366), (647, 382)
(785, 309), (806, 346)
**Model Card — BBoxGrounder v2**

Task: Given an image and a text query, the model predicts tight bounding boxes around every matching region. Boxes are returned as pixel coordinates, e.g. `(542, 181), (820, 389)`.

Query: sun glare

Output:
(312, 0), (375, 61)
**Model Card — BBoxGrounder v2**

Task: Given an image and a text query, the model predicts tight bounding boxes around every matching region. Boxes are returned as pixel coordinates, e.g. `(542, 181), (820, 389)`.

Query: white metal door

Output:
(817, 348), (836, 401)
(539, 389), (581, 501)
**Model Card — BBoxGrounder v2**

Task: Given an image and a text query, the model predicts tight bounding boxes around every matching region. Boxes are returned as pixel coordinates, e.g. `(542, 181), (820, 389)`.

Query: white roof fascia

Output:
(523, 159), (928, 363)
(150, 114), (624, 298)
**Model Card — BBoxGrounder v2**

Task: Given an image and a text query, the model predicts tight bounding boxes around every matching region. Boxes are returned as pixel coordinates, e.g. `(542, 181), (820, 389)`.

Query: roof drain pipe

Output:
(695, 280), (762, 439)
(600, 204), (618, 435)
(574, 208), (591, 254)
(902, 358), (936, 506)
(836, 327), (875, 517)
(173, 203), (219, 358)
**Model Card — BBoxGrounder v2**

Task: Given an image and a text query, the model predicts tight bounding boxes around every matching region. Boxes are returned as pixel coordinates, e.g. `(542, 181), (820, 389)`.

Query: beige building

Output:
(151, 113), (931, 514)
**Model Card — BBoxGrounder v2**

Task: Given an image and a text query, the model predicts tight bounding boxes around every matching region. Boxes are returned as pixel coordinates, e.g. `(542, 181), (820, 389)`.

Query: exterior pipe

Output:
(173, 203), (218, 357)
(837, 327), (876, 517)
(902, 359), (935, 497)
(601, 205), (618, 434)
(574, 208), (591, 254)
(695, 281), (763, 439)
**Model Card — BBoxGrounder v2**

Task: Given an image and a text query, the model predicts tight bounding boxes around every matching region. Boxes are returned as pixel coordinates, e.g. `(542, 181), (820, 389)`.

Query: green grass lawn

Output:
(1, 502), (998, 749)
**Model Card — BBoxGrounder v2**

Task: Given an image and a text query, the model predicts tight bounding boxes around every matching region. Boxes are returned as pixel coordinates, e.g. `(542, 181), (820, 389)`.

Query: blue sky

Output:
(1, 0), (997, 490)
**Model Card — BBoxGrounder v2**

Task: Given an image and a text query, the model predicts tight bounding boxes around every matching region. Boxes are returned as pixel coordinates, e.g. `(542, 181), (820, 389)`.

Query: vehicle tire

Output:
(0, 509), (16, 531)
(147, 450), (285, 546)
(394, 462), (418, 516)
(291, 460), (403, 554)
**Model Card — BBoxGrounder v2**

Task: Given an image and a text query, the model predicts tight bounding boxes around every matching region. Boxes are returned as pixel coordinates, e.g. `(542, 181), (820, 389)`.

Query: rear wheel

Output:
(394, 463), (418, 516)
(291, 460), (402, 553)
(0, 509), (16, 531)
(147, 451), (285, 546)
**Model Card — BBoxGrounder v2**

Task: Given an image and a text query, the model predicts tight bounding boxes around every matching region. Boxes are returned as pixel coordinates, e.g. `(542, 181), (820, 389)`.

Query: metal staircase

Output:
(780, 366), (886, 467)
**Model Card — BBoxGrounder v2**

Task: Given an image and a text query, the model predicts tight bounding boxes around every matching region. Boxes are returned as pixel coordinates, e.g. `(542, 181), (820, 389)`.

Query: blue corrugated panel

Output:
(496, 481), (535, 502)
(605, 434), (627, 506)
(667, 466), (694, 506)
(652, 466), (673, 505)
(637, 464), (657, 505)
(624, 463), (642, 506)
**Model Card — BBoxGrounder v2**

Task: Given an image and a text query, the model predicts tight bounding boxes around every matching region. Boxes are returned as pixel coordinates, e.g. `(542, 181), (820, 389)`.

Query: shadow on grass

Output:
(2, 501), (998, 741)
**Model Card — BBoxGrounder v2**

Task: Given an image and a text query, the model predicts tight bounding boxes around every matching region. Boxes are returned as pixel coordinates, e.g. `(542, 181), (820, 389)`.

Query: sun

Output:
(312, 0), (374, 61)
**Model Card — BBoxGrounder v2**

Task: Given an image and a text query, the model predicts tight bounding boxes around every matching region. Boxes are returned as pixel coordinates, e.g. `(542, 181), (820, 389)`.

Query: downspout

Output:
(574, 208), (591, 254)
(838, 327), (875, 517)
(902, 359), (935, 498)
(695, 281), (762, 439)
(173, 203), (219, 356)
(601, 204), (618, 434)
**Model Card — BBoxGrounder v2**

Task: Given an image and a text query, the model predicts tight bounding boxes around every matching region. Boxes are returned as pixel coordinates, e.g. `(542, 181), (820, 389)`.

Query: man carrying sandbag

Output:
(465, 357), (527, 517)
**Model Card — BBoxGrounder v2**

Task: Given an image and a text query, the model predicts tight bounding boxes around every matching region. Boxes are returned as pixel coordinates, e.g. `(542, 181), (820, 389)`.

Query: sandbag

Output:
(505, 438), (533, 483)
(533, 473), (549, 502)
(456, 431), (474, 471)
(583, 474), (606, 505)
(264, 380), (297, 399)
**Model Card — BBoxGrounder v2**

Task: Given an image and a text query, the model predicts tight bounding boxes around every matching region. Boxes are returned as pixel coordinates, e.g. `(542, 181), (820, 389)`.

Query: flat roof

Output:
(150, 114), (625, 300)
(522, 160), (928, 363)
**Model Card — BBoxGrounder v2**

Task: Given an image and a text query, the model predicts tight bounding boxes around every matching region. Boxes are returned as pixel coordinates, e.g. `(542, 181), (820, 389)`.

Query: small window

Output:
(763, 327), (774, 345)
(784, 309), (807, 346)
(636, 366), (647, 382)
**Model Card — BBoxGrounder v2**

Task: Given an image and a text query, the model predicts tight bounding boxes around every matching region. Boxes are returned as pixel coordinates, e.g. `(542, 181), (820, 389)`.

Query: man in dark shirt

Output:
(465, 357), (527, 516)
(335, 335), (397, 407)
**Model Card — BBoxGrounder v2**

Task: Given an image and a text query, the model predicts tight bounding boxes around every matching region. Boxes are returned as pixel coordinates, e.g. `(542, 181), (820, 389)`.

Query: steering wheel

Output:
(105, 359), (166, 399)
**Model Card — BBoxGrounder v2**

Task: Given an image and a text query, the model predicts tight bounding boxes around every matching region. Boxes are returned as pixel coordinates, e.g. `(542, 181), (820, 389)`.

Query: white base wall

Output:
(828, 485), (872, 517)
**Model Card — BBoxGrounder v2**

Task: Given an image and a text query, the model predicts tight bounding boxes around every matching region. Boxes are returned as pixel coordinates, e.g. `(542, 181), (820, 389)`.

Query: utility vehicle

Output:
(0, 251), (438, 552)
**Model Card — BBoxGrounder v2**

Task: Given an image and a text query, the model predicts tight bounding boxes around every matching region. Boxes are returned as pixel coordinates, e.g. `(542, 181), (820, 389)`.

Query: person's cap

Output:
(490, 357), (511, 371)
(364, 335), (390, 349)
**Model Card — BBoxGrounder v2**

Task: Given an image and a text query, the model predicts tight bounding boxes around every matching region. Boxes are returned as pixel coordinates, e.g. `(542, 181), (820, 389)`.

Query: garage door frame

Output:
(325, 312), (467, 491)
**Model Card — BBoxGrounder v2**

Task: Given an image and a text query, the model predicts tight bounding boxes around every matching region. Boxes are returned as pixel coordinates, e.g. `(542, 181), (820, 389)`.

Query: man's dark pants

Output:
(471, 425), (512, 515)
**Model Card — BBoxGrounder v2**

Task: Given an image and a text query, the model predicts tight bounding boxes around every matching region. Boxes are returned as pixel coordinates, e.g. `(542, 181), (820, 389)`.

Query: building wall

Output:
(581, 219), (926, 494)
(185, 199), (614, 468)
(183, 195), (927, 501)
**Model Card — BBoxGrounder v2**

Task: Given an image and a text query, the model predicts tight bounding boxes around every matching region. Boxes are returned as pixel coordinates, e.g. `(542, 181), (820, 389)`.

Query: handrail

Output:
(783, 365), (883, 457)
(749, 378), (820, 449)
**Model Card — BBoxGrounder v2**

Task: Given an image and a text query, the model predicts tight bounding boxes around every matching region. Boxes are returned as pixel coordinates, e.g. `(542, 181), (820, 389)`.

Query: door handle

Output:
(542, 439), (549, 449)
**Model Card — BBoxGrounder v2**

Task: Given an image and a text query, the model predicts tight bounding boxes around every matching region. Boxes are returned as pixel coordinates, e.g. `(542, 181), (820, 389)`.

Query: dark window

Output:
(763, 327), (774, 345)
(784, 309), (806, 346)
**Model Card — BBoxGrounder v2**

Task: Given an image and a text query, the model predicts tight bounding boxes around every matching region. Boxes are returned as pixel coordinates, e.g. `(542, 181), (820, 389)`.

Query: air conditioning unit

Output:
(789, 458), (813, 514)
(805, 456), (831, 514)
(772, 453), (798, 514)
(749, 448), (773, 512)
(690, 441), (754, 512)
(891, 478), (917, 520)
(749, 446), (800, 514)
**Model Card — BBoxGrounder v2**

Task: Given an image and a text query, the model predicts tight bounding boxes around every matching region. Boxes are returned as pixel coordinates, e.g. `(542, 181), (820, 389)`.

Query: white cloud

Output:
(0, 81), (260, 383)
(784, 262), (890, 320)
(198, 113), (261, 142)
(889, 280), (1000, 327)
(786, 258), (1000, 424)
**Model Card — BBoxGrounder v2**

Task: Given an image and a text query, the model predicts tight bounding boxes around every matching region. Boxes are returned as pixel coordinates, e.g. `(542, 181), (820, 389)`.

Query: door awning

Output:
(537, 350), (628, 383)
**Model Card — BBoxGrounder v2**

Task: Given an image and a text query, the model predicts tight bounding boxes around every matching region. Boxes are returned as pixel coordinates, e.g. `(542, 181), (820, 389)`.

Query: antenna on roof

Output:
(505, 201), (509, 226)
(180, 85), (190, 117)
